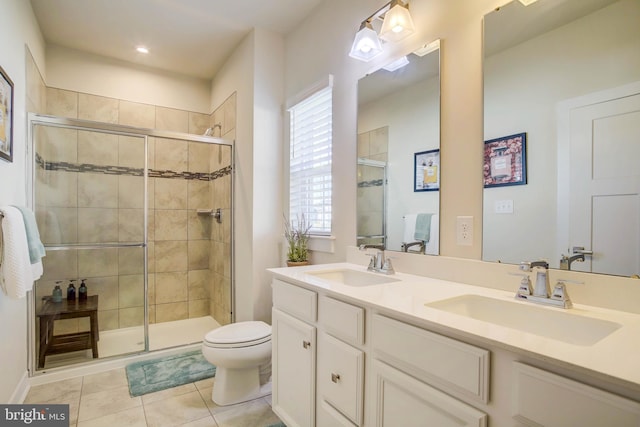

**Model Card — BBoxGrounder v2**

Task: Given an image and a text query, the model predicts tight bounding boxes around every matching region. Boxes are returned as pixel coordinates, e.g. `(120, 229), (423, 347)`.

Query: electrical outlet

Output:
(456, 216), (473, 246)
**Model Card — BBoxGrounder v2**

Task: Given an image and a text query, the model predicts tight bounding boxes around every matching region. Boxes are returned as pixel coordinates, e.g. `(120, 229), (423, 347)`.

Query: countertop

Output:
(269, 262), (640, 392)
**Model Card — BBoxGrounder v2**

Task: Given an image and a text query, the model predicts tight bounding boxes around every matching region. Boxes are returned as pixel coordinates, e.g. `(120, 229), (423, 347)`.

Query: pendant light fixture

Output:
(379, 0), (415, 43)
(349, 0), (415, 62)
(349, 21), (383, 61)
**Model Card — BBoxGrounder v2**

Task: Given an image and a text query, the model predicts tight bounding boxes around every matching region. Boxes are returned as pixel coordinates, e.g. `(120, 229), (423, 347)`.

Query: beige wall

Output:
(284, 0), (508, 263)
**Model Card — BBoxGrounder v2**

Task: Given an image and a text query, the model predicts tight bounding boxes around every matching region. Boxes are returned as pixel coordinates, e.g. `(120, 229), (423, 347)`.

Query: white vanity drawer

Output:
(318, 296), (365, 346)
(272, 279), (317, 323)
(318, 333), (365, 426)
(512, 362), (640, 427)
(372, 314), (490, 404)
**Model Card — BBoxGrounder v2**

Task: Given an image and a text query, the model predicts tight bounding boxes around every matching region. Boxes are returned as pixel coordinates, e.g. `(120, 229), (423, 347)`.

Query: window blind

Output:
(289, 85), (333, 234)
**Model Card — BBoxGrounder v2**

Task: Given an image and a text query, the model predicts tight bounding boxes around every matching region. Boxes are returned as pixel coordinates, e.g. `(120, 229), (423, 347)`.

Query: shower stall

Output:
(356, 158), (387, 248)
(27, 114), (234, 373)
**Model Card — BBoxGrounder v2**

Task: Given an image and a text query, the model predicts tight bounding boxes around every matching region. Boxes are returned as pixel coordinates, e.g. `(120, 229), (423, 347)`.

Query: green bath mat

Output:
(126, 350), (216, 397)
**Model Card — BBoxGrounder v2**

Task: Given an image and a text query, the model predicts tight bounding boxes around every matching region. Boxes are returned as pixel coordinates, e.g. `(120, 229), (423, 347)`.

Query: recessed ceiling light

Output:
(136, 46), (149, 54)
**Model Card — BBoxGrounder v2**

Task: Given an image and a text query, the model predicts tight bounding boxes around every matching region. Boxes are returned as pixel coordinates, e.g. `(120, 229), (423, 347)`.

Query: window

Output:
(288, 78), (333, 235)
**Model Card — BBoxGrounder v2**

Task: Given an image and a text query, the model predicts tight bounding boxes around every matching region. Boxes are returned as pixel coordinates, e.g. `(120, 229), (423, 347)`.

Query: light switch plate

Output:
(495, 199), (514, 214)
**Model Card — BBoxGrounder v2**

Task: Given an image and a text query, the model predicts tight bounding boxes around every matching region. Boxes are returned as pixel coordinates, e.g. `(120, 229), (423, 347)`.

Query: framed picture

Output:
(414, 149), (440, 192)
(0, 66), (14, 163)
(483, 132), (527, 188)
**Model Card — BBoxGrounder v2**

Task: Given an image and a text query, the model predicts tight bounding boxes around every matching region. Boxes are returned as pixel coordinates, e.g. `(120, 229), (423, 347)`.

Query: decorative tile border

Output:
(358, 179), (384, 188)
(35, 153), (232, 181)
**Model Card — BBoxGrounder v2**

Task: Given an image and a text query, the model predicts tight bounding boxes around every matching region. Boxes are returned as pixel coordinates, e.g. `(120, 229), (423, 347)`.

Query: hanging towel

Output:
(403, 214), (418, 243)
(12, 205), (46, 265)
(0, 206), (35, 298)
(414, 213), (433, 242)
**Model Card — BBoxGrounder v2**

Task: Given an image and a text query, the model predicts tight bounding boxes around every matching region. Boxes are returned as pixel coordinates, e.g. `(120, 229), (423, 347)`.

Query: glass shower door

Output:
(356, 159), (387, 248)
(32, 119), (147, 370)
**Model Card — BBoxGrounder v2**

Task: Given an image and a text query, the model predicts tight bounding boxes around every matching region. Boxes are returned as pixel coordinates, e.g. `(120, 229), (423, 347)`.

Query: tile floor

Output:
(24, 368), (282, 427)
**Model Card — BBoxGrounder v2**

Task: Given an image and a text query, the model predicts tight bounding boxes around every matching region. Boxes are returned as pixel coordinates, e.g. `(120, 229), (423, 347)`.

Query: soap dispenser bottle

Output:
(52, 282), (63, 303)
(78, 279), (87, 302)
(67, 280), (77, 301)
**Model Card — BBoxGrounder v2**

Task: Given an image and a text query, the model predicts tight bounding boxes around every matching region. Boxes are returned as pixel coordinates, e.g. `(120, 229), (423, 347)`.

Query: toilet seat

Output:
(204, 321), (271, 349)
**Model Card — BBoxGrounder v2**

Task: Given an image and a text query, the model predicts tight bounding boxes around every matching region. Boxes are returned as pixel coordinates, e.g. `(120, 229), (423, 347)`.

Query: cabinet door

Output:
(272, 308), (316, 427)
(513, 362), (640, 427)
(318, 333), (364, 425)
(370, 359), (487, 427)
(317, 399), (358, 427)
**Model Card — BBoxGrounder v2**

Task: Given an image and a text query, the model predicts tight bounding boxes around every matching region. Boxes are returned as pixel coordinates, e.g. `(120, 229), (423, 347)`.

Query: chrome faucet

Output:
(359, 244), (395, 275)
(515, 261), (573, 308)
(560, 253), (585, 270)
(520, 260), (549, 297)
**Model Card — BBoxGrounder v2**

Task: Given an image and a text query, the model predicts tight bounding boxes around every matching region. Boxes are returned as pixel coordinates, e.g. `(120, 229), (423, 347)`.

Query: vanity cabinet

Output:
(512, 362), (640, 426)
(317, 296), (365, 426)
(369, 314), (489, 426)
(271, 266), (640, 427)
(272, 278), (488, 426)
(370, 359), (487, 427)
(272, 280), (317, 427)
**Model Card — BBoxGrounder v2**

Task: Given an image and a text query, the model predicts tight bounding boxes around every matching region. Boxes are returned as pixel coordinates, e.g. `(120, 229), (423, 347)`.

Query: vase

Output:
(286, 261), (309, 267)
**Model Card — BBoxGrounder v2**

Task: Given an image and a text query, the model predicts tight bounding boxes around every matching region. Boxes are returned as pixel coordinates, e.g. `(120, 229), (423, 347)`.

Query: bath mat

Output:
(125, 350), (216, 397)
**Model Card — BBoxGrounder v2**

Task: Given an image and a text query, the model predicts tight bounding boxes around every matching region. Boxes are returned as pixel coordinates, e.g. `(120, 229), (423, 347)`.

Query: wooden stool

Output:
(36, 295), (99, 368)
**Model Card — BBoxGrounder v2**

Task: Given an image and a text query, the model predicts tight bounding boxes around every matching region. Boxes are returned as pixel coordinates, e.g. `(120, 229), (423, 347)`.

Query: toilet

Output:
(201, 321), (272, 406)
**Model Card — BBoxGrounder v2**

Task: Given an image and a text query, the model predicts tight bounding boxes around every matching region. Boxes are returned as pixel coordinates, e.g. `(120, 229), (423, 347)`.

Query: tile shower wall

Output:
(357, 126), (388, 247)
(32, 83), (236, 334)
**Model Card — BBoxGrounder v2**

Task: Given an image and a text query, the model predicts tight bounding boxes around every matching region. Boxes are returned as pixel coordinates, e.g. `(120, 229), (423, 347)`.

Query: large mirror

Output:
(356, 41), (440, 254)
(483, 0), (640, 276)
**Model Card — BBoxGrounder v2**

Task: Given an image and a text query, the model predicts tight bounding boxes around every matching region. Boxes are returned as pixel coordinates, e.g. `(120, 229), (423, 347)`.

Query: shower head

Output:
(203, 124), (222, 136)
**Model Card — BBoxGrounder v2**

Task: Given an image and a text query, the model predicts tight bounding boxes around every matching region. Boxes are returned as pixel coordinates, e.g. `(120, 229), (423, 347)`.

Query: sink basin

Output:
(426, 294), (621, 346)
(306, 269), (401, 287)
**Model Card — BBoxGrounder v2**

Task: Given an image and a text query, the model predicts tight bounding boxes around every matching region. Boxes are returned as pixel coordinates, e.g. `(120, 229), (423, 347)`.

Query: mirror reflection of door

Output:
(482, 0), (640, 275)
(558, 84), (640, 276)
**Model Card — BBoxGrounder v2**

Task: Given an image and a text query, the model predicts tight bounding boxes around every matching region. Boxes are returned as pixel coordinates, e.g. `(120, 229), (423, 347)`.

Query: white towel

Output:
(0, 206), (35, 299)
(403, 214), (418, 243)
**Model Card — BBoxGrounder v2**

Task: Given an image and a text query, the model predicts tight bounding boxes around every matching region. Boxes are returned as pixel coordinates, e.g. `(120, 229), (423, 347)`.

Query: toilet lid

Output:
(204, 321), (271, 345)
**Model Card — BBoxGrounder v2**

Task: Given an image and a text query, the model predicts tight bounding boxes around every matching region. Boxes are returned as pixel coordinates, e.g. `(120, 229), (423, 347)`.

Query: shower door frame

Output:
(26, 113), (235, 376)
(356, 158), (388, 248)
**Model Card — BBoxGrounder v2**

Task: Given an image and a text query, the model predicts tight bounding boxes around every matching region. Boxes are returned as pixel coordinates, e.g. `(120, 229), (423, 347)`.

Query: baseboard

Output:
(9, 371), (30, 403)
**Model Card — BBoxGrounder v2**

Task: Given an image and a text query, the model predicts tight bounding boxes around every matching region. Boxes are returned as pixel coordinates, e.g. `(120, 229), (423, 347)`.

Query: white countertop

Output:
(269, 262), (640, 391)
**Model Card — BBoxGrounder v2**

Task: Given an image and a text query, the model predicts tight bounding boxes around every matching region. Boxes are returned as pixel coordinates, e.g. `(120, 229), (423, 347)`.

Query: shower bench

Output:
(36, 295), (99, 369)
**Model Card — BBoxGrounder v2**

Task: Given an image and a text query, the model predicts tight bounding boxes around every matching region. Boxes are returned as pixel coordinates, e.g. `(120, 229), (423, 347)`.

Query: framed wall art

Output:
(0, 66), (14, 163)
(483, 132), (526, 188)
(414, 149), (440, 192)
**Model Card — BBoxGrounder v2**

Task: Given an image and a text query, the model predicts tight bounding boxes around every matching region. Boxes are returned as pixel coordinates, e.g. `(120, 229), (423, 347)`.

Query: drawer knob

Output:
(331, 373), (341, 383)
(302, 340), (311, 349)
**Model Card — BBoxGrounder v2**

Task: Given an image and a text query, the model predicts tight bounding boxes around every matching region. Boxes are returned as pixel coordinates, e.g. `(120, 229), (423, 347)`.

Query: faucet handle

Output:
(365, 253), (377, 271)
(512, 274), (532, 298)
(380, 257), (395, 275)
(551, 281), (573, 308)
